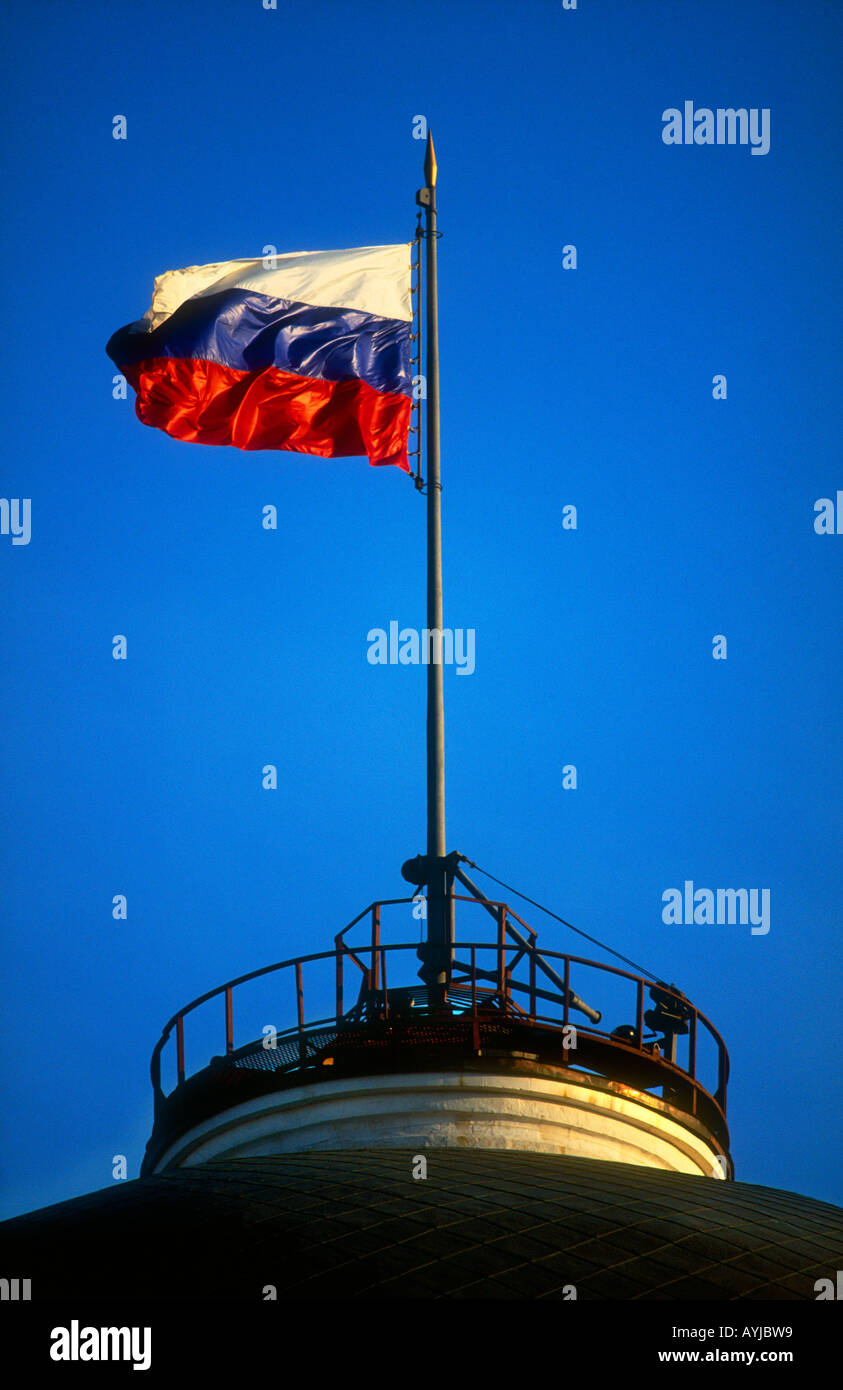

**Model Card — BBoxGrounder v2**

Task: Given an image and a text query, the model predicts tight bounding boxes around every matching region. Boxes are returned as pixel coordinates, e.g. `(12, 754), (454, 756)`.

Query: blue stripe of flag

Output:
(107, 289), (412, 397)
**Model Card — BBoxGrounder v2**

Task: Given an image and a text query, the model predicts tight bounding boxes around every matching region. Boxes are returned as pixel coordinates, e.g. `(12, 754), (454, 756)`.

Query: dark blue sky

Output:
(1, 0), (840, 1219)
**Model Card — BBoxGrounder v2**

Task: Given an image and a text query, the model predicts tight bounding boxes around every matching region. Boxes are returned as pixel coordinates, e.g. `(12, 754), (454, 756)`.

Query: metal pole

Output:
(424, 131), (445, 865)
(417, 131), (450, 989)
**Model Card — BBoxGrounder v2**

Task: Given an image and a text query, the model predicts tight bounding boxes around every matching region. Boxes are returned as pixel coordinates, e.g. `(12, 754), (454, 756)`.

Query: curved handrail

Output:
(148, 896), (730, 1143)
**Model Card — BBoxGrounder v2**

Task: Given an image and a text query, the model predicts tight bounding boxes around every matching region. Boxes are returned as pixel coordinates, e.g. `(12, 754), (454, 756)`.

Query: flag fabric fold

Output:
(106, 244), (414, 470)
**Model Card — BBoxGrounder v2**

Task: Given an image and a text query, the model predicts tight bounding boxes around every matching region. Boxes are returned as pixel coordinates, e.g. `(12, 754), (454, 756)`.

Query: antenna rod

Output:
(417, 131), (451, 988)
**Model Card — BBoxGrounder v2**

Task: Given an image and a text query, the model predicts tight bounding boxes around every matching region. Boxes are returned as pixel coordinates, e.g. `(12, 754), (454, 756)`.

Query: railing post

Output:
(688, 1009), (697, 1079)
(296, 961), (306, 1066)
(335, 945), (343, 1021)
(497, 906), (505, 995)
(529, 943), (537, 1021)
(372, 904), (381, 991)
(381, 947), (389, 1018)
(176, 1015), (185, 1086)
(501, 905), (510, 1005)
(561, 956), (571, 1064)
(225, 986), (233, 1055)
(717, 1042), (729, 1113)
(636, 979), (644, 1048)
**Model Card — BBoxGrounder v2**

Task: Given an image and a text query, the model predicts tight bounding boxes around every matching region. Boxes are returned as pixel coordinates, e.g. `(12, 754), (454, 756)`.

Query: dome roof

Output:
(3, 1150), (841, 1301)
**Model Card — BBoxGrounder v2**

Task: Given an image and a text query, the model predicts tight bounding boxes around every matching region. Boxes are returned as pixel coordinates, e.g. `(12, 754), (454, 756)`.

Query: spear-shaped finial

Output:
(424, 130), (437, 189)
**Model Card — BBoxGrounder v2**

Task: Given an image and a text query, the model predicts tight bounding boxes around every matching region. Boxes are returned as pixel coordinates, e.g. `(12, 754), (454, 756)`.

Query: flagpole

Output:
(417, 132), (451, 990)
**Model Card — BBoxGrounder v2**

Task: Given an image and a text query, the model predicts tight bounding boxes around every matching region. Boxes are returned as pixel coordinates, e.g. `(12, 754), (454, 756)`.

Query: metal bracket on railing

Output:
(450, 859), (602, 1025)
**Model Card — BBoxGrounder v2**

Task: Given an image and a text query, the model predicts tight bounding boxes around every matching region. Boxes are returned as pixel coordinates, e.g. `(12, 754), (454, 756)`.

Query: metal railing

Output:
(148, 896), (730, 1149)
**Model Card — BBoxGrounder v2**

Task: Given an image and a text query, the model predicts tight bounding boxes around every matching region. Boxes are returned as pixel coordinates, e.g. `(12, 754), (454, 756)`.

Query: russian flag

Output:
(106, 243), (414, 471)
